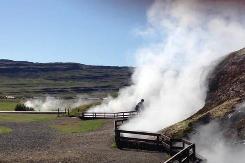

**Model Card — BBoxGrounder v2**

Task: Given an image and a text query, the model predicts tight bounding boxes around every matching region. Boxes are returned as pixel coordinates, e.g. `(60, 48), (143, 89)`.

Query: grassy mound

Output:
(0, 126), (12, 134)
(69, 102), (101, 117)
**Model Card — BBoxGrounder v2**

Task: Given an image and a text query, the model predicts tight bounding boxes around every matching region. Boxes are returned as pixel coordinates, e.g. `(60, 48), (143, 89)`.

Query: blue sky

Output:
(0, 0), (153, 66)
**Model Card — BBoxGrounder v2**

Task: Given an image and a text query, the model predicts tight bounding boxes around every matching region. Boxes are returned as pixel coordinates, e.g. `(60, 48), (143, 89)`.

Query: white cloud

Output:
(90, 0), (245, 133)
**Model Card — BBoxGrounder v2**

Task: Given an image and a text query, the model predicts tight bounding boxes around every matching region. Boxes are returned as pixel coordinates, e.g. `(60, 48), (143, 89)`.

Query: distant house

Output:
(6, 96), (15, 99)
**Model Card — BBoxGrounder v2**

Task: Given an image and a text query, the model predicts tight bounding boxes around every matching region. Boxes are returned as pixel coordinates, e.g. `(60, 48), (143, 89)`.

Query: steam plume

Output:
(25, 96), (95, 111)
(90, 0), (245, 133)
(190, 102), (245, 163)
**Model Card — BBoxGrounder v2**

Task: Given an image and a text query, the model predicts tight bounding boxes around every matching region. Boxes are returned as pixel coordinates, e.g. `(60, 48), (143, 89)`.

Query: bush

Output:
(69, 102), (101, 117)
(15, 104), (34, 111)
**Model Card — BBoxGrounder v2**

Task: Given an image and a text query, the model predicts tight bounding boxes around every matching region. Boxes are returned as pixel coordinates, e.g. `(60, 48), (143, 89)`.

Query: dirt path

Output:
(0, 117), (168, 163)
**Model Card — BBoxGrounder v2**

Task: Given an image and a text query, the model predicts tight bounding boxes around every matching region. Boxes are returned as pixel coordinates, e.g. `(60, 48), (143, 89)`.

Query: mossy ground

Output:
(0, 126), (12, 134)
(51, 119), (105, 134)
(0, 100), (20, 111)
(69, 102), (101, 117)
(0, 114), (56, 122)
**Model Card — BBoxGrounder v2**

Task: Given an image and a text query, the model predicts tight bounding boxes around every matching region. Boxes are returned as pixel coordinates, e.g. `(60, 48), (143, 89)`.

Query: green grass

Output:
(0, 114), (57, 122)
(0, 126), (12, 134)
(0, 100), (19, 111)
(52, 119), (105, 134)
(111, 142), (117, 148)
(69, 102), (101, 117)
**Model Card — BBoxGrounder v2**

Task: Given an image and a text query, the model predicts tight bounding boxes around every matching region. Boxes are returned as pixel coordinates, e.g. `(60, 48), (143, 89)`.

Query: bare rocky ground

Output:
(0, 117), (168, 163)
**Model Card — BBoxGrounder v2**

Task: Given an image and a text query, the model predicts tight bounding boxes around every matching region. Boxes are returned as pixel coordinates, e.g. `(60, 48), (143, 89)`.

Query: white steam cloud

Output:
(191, 102), (245, 163)
(191, 121), (245, 163)
(25, 96), (96, 111)
(90, 0), (245, 133)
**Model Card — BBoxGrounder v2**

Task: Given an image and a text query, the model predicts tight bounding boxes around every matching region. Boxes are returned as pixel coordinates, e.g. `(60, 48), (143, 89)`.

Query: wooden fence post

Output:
(186, 149), (190, 163)
(157, 136), (160, 151)
(169, 139), (173, 156)
(115, 130), (121, 149)
(58, 108), (60, 117)
(192, 144), (196, 160)
(114, 120), (117, 130)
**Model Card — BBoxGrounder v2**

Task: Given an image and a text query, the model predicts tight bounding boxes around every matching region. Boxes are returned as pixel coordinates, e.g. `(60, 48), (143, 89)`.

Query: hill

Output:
(0, 60), (132, 98)
(162, 48), (245, 140)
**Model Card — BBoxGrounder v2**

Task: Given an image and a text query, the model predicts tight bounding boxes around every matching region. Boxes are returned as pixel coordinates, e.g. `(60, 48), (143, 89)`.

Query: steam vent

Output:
(163, 48), (245, 140)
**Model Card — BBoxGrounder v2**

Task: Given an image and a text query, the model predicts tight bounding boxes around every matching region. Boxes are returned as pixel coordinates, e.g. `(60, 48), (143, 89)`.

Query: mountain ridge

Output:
(0, 59), (133, 98)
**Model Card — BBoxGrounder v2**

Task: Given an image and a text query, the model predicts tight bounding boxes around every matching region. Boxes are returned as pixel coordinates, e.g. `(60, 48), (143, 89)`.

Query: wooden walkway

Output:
(79, 111), (137, 120)
(114, 119), (203, 163)
(80, 111), (205, 162)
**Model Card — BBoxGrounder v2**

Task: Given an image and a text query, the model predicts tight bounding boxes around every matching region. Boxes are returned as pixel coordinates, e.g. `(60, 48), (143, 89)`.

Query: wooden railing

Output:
(164, 139), (196, 163)
(115, 119), (126, 129)
(115, 129), (172, 152)
(0, 111), (66, 114)
(114, 119), (203, 163)
(80, 111), (137, 120)
(115, 119), (171, 151)
(57, 108), (69, 117)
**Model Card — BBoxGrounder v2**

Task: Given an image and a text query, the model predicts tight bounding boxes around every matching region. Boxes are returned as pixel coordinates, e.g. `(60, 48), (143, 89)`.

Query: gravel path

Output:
(0, 118), (168, 163)
(0, 122), (58, 153)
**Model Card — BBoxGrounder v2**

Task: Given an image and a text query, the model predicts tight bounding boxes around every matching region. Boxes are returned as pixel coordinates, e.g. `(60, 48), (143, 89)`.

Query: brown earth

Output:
(0, 117), (168, 163)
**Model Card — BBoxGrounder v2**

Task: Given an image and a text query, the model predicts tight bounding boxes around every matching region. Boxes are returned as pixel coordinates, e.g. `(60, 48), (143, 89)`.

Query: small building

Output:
(6, 96), (15, 99)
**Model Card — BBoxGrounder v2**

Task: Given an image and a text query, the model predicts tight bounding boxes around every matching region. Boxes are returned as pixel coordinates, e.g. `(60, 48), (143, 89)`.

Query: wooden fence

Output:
(0, 111), (66, 114)
(114, 119), (202, 163)
(164, 139), (197, 163)
(57, 108), (69, 117)
(79, 111), (137, 120)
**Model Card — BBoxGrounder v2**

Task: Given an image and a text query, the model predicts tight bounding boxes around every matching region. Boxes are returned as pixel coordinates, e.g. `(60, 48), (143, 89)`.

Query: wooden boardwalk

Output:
(79, 111), (137, 120)
(114, 119), (203, 163)
(80, 111), (205, 162)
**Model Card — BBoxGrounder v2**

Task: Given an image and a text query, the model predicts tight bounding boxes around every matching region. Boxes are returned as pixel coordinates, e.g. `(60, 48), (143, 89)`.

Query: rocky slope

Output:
(162, 48), (245, 140)
(0, 60), (132, 98)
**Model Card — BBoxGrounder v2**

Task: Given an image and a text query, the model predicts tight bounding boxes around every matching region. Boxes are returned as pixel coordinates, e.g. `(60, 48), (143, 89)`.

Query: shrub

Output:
(69, 102), (101, 117)
(15, 104), (34, 111)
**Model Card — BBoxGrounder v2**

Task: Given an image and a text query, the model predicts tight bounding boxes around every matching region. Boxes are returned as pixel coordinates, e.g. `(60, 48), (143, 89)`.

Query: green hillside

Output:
(0, 60), (132, 98)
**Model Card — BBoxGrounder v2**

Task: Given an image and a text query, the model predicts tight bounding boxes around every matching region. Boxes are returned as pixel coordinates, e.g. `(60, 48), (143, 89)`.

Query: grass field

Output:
(0, 126), (12, 134)
(51, 119), (105, 133)
(0, 114), (57, 122)
(69, 102), (101, 117)
(0, 100), (19, 111)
